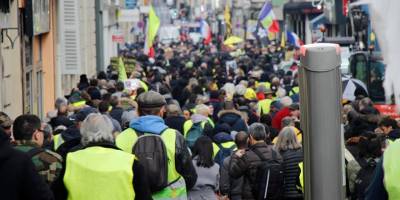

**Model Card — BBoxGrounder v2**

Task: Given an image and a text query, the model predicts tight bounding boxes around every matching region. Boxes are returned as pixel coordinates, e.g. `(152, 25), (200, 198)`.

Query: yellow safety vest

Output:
(53, 134), (65, 151)
(140, 81), (149, 92)
(116, 128), (186, 199)
(259, 82), (271, 90)
(258, 99), (273, 115)
(289, 86), (300, 96)
(244, 88), (257, 100)
(64, 146), (135, 200)
(71, 100), (86, 108)
(183, 118), (215, 137)
(299, 162), (304, 192)
(383, 140), (400, 200)
(212, 141), (236, 159)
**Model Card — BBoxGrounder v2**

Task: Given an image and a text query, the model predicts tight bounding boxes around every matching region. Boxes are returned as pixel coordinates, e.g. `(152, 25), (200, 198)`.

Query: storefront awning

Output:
(284, 1), (323, 15)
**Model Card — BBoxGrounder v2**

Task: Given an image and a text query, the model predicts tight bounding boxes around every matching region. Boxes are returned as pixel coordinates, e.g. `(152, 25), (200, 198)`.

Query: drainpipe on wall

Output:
(95, 0), (105, 73)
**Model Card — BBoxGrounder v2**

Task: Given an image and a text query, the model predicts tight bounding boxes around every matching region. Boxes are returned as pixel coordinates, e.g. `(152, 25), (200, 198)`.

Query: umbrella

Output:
(342, 75), (369, 101)
(223, 36), (244, 45)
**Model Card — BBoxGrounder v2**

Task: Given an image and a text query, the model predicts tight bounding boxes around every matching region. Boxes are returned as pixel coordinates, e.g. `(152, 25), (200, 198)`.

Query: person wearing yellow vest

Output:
(272, 117), (302, 144)
(183, 104), (214, 139)
(378, 117), (400, 145)
(365, 139), (400, 200)
(257, 87), (275, 116)
(52, 113), (152, 200)
(212, 123), (237, 165)
(51, 107), (97, 157)
(244, 87), (257, 101)
(116, 91), (197, 199)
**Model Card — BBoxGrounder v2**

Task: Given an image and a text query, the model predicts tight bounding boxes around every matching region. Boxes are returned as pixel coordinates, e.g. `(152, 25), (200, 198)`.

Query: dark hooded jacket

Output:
(217, 110), (248, 132)
(229, 142), (283, 200)
(387, 129), (400, 141)
(0, 128), (54, 200)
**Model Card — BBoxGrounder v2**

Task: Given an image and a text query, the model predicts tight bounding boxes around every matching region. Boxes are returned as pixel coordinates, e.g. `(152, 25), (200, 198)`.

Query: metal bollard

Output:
(299, 43), (345, 200)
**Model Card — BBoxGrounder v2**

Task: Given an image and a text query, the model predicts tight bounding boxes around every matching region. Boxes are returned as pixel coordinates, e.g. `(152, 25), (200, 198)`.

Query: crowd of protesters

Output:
(0, 39), (399, 200)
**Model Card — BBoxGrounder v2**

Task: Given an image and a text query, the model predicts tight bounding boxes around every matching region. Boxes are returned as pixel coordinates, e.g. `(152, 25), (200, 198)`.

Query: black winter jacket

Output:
(279, 148), (304, 199)
(217, 110), (248, 132)
(229, 142), (282, 200)
(220, 155), (243, 200)
(0, 130), (54, 200)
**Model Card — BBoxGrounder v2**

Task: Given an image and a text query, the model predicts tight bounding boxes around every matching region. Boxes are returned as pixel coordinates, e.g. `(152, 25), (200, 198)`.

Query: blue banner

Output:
(125, 0), (136, 9)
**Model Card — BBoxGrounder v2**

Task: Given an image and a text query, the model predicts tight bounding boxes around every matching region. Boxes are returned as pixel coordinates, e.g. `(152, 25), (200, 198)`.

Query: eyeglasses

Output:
(37, 129), (45, 133)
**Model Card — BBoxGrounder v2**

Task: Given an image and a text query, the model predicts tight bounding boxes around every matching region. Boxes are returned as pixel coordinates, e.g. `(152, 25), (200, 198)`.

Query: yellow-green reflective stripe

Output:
(116, 128), (137, 153)
(289, 87), (300, 96)
(212, 143), (220, 158)
(140, 81), (149, 92)
(258, 99), (272, 114)
(383, 140), (400, 200)
(299, 162), (304, 192)
(72, 101), (86, 107)
(207, 117), (215, 128)
(183, 120), (193, 137)
(152, 178), (187, 200)
(53, 134), (64, 150)
(220, 141), (236, 150)
(183, 120), (208, 138)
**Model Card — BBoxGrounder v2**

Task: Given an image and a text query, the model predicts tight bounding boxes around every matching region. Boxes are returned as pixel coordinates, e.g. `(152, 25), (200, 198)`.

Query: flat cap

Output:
(137, 91), (167, 109)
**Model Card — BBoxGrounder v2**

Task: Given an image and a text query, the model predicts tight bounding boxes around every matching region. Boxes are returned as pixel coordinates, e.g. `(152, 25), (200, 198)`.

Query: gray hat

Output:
(137, 91), (167, 109)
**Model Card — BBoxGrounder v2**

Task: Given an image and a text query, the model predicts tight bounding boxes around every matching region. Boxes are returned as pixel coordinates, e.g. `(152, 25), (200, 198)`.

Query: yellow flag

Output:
(118, 57), (127, 81)
(281, 31), (286, 48)
(144, 5), (160, 54)
(224, 3), (232, 37)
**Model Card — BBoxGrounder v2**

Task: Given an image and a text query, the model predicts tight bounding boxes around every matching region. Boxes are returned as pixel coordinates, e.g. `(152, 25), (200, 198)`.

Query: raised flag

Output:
(144, 5), (160, 56)
(258, 1), (280, 33)
(200, 20), (212, 45)
(224, 3), (232, 36)
(280, 31), (286, 48)
(118, 57), (128, 81)
(286, 31), (302, 48)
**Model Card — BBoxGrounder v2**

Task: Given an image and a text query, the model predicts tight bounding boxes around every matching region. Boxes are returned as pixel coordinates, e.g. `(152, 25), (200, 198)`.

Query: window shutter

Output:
(59, 0), (81, 75)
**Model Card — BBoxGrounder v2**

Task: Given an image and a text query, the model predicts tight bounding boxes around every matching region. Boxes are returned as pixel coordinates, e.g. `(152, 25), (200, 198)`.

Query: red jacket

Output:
(272, 107), (291, 130)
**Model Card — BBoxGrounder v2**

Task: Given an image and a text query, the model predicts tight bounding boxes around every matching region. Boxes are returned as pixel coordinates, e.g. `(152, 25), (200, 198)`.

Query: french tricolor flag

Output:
(201, 20), (212, 45)
(287, 31), (302, 48)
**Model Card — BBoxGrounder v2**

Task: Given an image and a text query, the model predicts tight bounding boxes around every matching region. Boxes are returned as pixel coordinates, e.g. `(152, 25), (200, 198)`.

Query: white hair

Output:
(235, 84), (247, 96)
(195, 104), (210, 116)
(280, 96), (293, 108)
(274, 127), (301, 152)
(222, 83), (236, 100)
(80, 113), (114, 146)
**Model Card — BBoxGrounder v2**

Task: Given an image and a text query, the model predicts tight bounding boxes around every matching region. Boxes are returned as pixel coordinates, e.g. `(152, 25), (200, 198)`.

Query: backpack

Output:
(252, 148), (284, 200)
(354, 158), (377, 200)
(27, 148), (45, 158)
(186, 122), (204, 148)
(214, 143), (236, 166)
(132, 130), (169, 193)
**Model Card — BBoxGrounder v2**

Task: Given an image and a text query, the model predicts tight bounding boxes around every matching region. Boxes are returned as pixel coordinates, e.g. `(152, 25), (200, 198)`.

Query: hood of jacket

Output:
(213, 132), (233, 143)
(190, 114), (208, 124)
(388, 129), (400, 141)
(61, 126), (81, 141)
(130, 115), (168, 135)
(218, 110), (244, 124)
